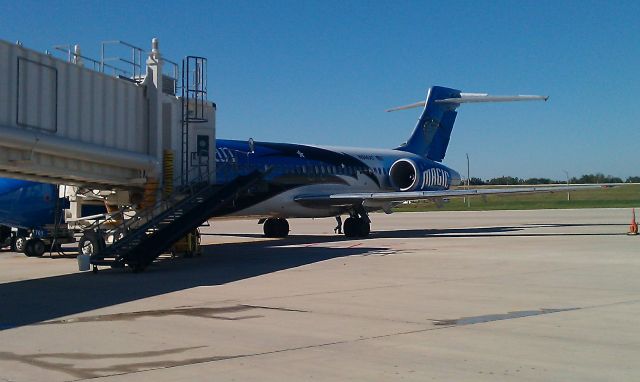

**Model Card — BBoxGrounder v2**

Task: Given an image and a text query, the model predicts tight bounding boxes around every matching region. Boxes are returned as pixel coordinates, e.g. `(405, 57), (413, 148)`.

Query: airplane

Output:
(0, 85), (589, 246)
(213, 85), (565, 237)
(0, 179), (59, 252)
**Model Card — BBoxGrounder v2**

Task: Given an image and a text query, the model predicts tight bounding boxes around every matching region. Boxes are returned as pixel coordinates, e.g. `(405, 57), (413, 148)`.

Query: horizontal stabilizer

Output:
(386, 93), (548, 112)
(437, 94), (549, 104)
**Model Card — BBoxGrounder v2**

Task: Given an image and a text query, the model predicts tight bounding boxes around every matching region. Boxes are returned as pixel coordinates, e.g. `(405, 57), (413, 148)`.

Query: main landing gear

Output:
(263, 218), (290, 238)
(341, 207), (371, 238)
(343, 216), (370, 238)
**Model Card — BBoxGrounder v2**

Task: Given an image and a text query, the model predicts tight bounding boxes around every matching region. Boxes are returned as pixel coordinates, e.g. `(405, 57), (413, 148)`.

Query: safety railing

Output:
(87, 163), (210, 236)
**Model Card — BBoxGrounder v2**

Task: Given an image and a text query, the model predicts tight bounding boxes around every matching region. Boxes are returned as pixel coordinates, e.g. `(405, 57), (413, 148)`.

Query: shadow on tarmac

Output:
(0, 239), (387, 330)
(215, 222), (627, 240)
(0, 222), (625, 329)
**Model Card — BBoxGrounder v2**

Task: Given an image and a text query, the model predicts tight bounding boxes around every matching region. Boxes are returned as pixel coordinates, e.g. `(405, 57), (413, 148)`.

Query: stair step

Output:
(91, 170), (266, 269)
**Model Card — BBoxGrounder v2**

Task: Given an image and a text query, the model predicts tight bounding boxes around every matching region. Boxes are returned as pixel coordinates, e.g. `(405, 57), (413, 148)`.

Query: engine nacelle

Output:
(389, 159), (459, 191)
(389, 159), (420, 191)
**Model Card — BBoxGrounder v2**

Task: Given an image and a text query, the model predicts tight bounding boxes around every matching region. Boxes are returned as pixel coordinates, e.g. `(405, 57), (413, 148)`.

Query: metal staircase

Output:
(90, 168), (269, 272)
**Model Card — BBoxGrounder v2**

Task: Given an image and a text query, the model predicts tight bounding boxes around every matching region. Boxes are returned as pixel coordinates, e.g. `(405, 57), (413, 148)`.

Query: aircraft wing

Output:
(294, 185), (607, 207)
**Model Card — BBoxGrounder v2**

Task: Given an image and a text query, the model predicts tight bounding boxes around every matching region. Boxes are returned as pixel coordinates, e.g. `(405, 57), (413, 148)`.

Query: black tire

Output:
(357, 219), (371, 237)
(263, 218), (277, 237)
(275, 218), (289, 238)
(78, 232), (105, 257)
(343, 217), (358, 237)
(14, 236), (27, 253)
(263, 218), (290, 238)
(24, 239), (46, 257)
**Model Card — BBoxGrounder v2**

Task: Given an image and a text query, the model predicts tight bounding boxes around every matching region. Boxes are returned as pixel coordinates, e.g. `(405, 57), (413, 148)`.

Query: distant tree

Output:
(488, 176), (523, 185)
(571, 173), (623, 184)
(468, 177), (485, 185)
(525, 177), (552, 184)
(626, 176), (640, 183)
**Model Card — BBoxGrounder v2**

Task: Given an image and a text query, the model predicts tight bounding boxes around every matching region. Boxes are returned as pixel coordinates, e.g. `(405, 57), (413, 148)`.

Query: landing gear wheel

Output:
(343, 218), (370, 238)
(358, 219), (371, 237)
(343, 217), (358, 238)
(78, 232), (105, 257)
(13, 236), (27, 253)
(263, 218), (290, 238)
(24, 239), (46, 257)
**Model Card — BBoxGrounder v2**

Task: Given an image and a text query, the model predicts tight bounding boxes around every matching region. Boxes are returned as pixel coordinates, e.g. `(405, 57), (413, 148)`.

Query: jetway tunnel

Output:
(0, 38), (216, 190)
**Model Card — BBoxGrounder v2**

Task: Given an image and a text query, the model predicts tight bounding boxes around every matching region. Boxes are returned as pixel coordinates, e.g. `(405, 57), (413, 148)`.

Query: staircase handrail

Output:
(85, 161), (215, 237)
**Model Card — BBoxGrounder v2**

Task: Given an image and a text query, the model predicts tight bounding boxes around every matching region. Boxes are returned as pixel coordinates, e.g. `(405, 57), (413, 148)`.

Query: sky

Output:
(1, 0), (638, 179)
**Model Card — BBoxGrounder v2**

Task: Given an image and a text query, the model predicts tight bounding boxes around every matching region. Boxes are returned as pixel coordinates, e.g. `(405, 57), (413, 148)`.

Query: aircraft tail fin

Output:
(390, 86), (548, 162)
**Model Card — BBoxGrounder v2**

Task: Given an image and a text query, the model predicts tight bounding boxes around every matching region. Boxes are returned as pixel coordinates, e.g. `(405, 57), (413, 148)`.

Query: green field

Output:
(393, 184), (640, 212)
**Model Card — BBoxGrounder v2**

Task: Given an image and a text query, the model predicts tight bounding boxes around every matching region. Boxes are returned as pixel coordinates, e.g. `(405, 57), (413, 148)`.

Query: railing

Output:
(51, 41), (180, 87)
(52, 45), (129, 76)
(86, 162), (215, 244)
(100, 40), (144, 79)
(86, 160), (275, 248)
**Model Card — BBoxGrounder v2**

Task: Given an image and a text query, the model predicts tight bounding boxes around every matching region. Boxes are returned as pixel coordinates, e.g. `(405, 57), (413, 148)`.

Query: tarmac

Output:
(0, 208), (638, 381)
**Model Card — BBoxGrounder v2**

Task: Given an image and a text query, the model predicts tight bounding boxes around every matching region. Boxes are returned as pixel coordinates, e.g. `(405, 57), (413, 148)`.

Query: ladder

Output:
(90, 169), (269, 272)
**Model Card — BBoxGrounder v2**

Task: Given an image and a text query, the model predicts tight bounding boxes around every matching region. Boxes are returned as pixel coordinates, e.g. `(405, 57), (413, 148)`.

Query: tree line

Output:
(467, 173), (640, 185)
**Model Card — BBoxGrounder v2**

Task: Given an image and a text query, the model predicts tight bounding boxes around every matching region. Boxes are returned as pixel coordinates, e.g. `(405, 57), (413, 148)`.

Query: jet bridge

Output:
(0, 38), (215, 190)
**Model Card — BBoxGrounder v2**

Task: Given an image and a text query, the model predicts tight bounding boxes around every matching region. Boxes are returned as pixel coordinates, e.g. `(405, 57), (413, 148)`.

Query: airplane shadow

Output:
(371, 225), (627, 238)
(0, 240), (386, 330)
(215, 222), (627, 241)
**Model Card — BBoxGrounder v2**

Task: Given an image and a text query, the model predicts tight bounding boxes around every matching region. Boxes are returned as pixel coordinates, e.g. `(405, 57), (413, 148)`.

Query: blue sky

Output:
(1, 0), (638, 179)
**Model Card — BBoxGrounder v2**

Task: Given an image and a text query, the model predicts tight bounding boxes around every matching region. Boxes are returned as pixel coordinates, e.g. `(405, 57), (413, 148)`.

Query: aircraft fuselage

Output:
(213, 139), (461, 218)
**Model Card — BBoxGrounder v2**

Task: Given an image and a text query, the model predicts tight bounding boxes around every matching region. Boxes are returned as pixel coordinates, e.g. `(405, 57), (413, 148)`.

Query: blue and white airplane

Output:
(0, 179), (58, 250)
(1, 86), (560, 242)
(212, 86), (554, 237)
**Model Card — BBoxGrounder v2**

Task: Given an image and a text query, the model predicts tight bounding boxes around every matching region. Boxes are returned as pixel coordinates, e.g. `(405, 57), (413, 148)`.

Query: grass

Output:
(393, 184), (640, 212)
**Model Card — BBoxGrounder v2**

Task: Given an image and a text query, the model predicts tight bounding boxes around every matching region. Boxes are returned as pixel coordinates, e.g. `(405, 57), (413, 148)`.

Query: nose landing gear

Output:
(263, 218), (290, 238)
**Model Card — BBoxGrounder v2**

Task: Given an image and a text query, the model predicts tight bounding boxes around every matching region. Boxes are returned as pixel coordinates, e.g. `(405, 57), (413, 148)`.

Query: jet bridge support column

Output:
(145, 38), (164, 178)
(143, 38), (164, 204)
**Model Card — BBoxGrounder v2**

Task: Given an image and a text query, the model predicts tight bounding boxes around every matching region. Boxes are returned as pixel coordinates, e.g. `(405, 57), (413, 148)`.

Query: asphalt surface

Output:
(0, 208), (638, 381)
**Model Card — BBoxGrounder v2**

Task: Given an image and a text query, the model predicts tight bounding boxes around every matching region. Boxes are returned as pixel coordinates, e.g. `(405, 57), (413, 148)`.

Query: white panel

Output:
(17, 57), (57, 132)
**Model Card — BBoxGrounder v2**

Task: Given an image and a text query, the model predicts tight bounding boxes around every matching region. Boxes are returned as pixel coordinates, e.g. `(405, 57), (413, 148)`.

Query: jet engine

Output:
(389, 158), (459, 191)
(389, 159), (420, 191)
